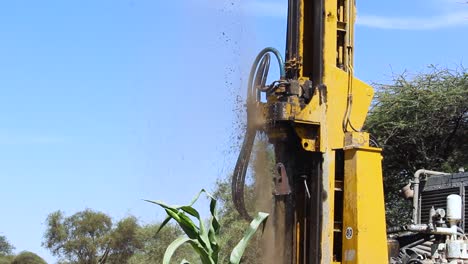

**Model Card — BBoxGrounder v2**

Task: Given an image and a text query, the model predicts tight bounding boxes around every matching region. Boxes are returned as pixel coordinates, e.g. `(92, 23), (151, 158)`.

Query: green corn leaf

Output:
(145, 189), (214, 212)
(209, 198), (220, 234)
(146, 189), (222, 264)
(147, 201), (200, 240)
(187, 240), (216, 264)
(209, 198), (220, 236)
(186, 189), (208, 207)
(208, 220), (219, 251)
(165, 209), (180, 226)
(165, 208), (182, 222)
(163, 236), (193, 264)
(208, 198), (220, 262)
(162, 208), (199, 240)
(180, 205), (210, 250)
(180, 206), (200, 219)
(176, 211), (201, 240)
(229, 212), (269, 264)
(155, 215), (172, 235)
(145, 199), (182, 210)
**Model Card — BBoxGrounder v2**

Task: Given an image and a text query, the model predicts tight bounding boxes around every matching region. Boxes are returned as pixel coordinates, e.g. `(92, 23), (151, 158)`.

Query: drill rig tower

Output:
(232, 0), (389, 263)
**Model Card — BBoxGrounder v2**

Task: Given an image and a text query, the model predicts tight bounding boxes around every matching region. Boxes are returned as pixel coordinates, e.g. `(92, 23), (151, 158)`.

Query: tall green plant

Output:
(146, 189), (268, 264)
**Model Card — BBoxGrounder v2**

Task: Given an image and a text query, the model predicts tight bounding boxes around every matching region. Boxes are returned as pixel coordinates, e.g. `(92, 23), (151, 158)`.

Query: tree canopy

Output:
(43, 209), (142, 264)
(0, 236), (14, 257)
(366, 66), (468, 226)
(0, 236), (46, 264)
(11, 251), (46, 264)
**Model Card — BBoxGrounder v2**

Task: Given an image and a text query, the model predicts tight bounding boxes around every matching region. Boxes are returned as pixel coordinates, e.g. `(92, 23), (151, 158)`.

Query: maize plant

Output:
(146, 189), (268, 264)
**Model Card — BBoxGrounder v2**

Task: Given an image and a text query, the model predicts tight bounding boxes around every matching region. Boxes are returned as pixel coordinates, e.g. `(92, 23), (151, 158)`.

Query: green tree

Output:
(0, 235), (15, 264)
(0, 236), (14, 256)
(0, 256), (14, 264)
(106, 216), (142, 264)
(11, 251), (47, 264)
(366, 66), (468, 226)
(43, 209), (142, 264)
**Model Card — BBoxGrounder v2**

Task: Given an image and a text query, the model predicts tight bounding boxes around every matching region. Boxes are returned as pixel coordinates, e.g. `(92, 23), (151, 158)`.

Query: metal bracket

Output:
(274, 163), (291, 196)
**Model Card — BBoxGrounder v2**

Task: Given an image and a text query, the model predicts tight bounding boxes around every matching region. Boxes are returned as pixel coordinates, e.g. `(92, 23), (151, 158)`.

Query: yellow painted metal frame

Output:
(342, 147), (388, 263)
(286, 0), (389, 263)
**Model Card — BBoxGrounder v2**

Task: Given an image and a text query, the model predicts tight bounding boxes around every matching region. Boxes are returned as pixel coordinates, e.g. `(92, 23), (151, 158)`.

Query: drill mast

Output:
(232, 0), (389, 263)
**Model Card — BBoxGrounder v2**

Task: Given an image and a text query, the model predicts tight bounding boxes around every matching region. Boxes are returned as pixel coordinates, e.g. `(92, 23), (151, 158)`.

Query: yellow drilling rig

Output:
(232, 0), (387, 262)
(231, 0), (468, 264)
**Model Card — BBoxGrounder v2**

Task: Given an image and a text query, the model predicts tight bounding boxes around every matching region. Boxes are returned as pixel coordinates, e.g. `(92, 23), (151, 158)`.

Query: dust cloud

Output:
(252, 137), (278, 263)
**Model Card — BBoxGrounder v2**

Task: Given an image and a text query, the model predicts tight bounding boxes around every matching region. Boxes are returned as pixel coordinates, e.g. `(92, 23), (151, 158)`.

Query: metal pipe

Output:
(403, 224), (457, 235)
(412, 169), (451, 224)
(432, 226), (458, 235)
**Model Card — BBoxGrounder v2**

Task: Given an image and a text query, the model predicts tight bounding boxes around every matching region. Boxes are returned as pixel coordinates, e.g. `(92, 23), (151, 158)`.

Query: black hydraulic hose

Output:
(232, 47), (285, 222)
(232, 130), (256, 221)
(248, 47), (285, 102)
(254, 53), (271, 96)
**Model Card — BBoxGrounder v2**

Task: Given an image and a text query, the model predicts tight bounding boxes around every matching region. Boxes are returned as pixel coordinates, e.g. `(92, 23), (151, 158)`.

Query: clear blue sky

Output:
(0, 0), (466, 263)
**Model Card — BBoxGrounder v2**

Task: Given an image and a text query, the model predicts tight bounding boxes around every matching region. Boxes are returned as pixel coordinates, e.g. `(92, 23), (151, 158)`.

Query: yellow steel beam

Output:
(342, 147), (388, 263)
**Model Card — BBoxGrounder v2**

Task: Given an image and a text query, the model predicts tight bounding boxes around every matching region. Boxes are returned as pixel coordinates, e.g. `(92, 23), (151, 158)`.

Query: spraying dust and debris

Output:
(252, 137), (275, 263)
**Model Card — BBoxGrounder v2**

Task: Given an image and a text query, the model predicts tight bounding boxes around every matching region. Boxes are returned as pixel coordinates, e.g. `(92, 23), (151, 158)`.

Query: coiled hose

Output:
(232, 47), (285, 221)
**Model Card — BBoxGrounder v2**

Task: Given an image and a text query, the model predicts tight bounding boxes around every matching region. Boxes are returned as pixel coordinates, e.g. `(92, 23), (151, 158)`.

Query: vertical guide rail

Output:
(285, 0), (300, 79)
(270, 134), (323, 264)
(270, 0), (326, 263)
(288, 0), (325, 263)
